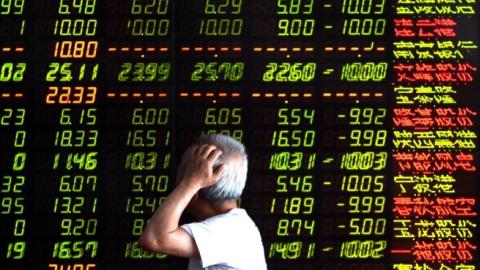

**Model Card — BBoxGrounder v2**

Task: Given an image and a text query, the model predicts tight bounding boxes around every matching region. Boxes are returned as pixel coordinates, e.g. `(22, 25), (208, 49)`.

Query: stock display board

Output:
(0, 0), (479, 269)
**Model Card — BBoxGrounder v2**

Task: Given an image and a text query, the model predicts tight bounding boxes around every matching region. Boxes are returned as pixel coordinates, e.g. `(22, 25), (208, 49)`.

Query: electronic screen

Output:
(0, 0), (479, 269)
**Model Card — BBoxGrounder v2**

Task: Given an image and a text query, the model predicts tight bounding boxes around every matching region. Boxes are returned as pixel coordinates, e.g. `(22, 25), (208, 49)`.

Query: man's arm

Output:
(137, 144), (224, 258)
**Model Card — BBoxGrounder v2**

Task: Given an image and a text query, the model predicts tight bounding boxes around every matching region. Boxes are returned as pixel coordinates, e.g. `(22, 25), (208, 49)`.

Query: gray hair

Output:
(194, 134), (248, 203)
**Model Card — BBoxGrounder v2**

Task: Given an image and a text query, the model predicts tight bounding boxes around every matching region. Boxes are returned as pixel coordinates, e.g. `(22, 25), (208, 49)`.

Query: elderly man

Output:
(138, 134), (267, 269)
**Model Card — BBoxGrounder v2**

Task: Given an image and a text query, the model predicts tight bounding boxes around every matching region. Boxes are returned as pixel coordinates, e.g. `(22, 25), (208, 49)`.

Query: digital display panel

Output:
(0, 0), (478, 269)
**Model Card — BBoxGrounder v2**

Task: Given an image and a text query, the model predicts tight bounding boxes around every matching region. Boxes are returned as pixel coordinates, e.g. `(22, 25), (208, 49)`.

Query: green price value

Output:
(263, 62), (316, 82)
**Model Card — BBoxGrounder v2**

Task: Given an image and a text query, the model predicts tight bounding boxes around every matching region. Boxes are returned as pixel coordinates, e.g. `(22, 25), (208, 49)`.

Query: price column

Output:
(0, 0), (28, 267)
(101, 0), (176, 269)
(313, 0), (390, 268)
(246, 104), (318, 268)
(32, 0), (101, 268)
(175, 0), (246, 148)
(391, 0), (479, 268)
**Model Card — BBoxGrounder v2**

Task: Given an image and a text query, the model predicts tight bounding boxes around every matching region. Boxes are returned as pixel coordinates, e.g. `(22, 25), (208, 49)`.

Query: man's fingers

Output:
(200, 144), (217, 157)
(207, 148), (223, 163)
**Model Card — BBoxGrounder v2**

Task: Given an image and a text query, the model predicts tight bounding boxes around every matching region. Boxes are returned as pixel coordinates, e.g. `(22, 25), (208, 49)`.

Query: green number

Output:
(0, 63), (26, 82)
(269, 152), (303, 171)
(6, 241), (25, 259)
(199, 19), (243, 36)
(54, 19), (97, 36)
(271, 130), (315, 147)
(263, 63), (316, 82)
(1, 197), (24, 214)
(58, 0), (96, 14)
(132, 218), (145, 236)
(342, 0), (385, 14)
(132, 108), (170, 125)
(349, 108), (386, 125)
(276, 175), (312, 192)
(13, 219), (25, 236)
(1, 176), (25, 193)
(59, 175), (97, 192)
(204, 108), (242, 125)
(0, 0), (24, 15)
(1, 108), (25, 126)
(350, 129), (387, 147)
(341, 175), (384, 192)
(205, 0), (242, 14)
(348, 196), (385, 213)
(349, 218), (386, 235)
(131, 0), (169, 14)
(278, 19), (314, 36)
(343, 18), (386, 36)
(341, 62), (387, 82)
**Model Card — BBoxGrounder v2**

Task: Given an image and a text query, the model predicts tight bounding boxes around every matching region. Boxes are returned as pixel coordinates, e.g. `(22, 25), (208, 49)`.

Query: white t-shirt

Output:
(180, 208), (267, 270)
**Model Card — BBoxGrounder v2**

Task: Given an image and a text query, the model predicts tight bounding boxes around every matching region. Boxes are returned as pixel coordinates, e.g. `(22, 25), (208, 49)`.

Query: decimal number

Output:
(132, 175), (169, 192)
(126, 129), (170, 147)
(277, 218), (315, 236)
(339, 240), (386, 259)
(1, 108), (25, 126)
(272, 130), (315, 147)
(276, 175), (312, 193)
(125, 241), (166, 259)
(118, 62), (170, 82)
(55, 129), (98, 147)
(347, 196), (385, 214)
(59, 175), (97, 192)
(125, 151), (169, 170)
(341, 0), (385, 14)
(343, 18), (386, 36)
(46, 86), (96, 105)
(350, 129), (387, 147)
(60, 218), (97, 236)
(58, 0), (96, 15)
(270, 196), (314, 214)
(53, 152), (97, 170)
(131, 0), (169, 14)
(199, 18), (243, 36)
(125, 196), (164, 214)
(349, 108), (386, 125)
(340, 62), (387, 82)
(191, 62), (244, 82)
(53, 196), (97, 214)
(278, 19), (314, 36)
(263, 62), (316, 82)
(278, 108), (314, 125)
(204, 108), (241, 125)
(53, 19), (97, 36)
(60, 108), (97, 126)
(204, 0), (242, 14)
(340, 151), (387, 171)
(52, 240), (97, 259)
(129, 19), (169, 36)
(0, 62), (26, 82)
(132, 108), (169, 125)
(340, 175), (384, 193)
(349, 218), (386, 236)
(46, 63), (98, 82)
(277, 0), (314, 15)
(53, 41), (98, 59)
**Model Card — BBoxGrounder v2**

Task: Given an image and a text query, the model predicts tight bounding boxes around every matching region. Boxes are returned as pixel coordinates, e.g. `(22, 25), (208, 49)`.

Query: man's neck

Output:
(196, 200), (238, 220)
